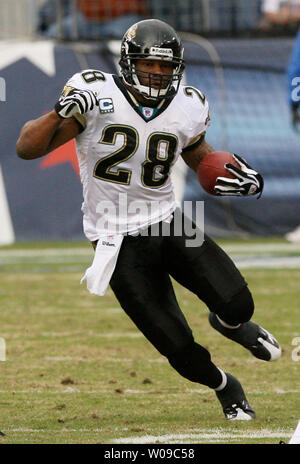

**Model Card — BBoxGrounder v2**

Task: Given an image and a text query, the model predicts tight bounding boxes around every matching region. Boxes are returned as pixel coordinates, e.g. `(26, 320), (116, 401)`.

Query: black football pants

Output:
(108, 212), (254, 388)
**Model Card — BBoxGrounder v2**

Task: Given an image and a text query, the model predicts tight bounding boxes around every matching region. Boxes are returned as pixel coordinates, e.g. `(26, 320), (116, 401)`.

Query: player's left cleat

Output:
(209, 312), (281, 361)
(216, 373), (256, 421)
(222, 401), (255, 421)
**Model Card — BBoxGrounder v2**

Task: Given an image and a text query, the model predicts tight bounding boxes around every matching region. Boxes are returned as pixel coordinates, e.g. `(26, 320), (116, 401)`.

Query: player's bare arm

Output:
(181, 138), (264, 197)
(181, 138), (214, 172)
(17, 87), (98, 160)
(16, 111), (80, 160)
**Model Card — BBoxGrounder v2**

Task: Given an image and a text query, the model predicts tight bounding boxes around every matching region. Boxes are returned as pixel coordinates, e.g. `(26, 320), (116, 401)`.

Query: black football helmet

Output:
(119, 19), (185, 101)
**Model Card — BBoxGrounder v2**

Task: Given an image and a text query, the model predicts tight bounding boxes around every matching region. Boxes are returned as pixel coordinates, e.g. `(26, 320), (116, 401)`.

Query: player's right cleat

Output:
(216, 373), (256, 421)
(209, 313), (281, 361)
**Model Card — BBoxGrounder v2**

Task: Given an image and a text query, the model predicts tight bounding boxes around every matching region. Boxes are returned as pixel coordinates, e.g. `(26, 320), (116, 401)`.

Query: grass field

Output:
(0, 238), (299, 444)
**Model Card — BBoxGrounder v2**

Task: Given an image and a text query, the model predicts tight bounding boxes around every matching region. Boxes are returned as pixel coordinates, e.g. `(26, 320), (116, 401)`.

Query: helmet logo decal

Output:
(126, 24), (138, 40)
(149, 47), (173, 59)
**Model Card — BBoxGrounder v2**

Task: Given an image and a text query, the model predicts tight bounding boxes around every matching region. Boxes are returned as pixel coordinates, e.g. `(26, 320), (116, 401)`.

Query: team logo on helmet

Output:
(126, 24), (138, 40)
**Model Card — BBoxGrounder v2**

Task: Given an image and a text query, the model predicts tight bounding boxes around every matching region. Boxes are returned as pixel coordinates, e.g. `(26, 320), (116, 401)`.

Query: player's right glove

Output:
(54, 88), (98, 119)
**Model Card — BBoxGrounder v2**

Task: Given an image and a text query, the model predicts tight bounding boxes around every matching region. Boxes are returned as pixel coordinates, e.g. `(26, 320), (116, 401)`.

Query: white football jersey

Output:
(64, 69), (210, 240)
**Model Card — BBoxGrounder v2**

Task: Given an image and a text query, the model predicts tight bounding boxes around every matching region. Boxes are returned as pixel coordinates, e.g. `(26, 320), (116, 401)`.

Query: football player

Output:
(16, 19), (281, 420)
(285, 26), (300, 242)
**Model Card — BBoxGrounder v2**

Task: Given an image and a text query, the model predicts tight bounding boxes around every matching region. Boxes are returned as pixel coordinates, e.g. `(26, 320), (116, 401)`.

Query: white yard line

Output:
(1, 255), (300, 268)
(1, 388), (299, 395)
(0, 248), (92, 257)
(5, 428), (105, 433)
(2, 427), (292, 440)
(0, 242), (300, 258)
(0, 427), (293, 443)
(234, 255), (300, 269)
(39, 331), (142, 339)
(223, 243), (300, 253)
(94, 332), (143, 339)
(111, 429), (292, 444)
(0, 256), (91, 264)
(1, 244), (300, 268)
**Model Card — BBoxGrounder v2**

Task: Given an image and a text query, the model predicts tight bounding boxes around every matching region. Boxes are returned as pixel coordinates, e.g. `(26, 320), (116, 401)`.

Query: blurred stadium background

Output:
(0, 0), (300, 243)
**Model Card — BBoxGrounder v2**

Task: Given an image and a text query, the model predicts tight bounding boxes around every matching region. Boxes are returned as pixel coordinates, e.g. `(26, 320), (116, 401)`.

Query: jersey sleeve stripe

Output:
(182, 132), (205, 152)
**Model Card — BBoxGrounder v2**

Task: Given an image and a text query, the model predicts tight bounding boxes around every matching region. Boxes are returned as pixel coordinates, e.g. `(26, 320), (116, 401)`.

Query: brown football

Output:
(197, 151), (239, 195)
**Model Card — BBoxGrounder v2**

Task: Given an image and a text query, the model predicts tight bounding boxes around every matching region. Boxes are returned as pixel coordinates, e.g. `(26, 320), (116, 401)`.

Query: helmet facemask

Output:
(125, 56), (184, 101)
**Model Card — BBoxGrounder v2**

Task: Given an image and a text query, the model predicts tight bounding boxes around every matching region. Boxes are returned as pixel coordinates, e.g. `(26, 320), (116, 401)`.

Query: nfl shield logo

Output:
(142, 107), (154, 119)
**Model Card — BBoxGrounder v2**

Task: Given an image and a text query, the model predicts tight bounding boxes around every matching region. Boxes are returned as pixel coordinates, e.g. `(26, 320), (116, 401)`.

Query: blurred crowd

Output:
(261, 0), (300, 31)
(36, 0), (300, 40)
(37, 0), (149, 39)
(35, 1), (300, 150)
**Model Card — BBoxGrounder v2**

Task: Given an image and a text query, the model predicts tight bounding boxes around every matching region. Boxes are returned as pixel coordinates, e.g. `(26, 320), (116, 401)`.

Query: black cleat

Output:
(209, 312), (281, 361)
(222, 401), (256, 421)
(0, 430), (5, 436)
(216, 373), (256, 421)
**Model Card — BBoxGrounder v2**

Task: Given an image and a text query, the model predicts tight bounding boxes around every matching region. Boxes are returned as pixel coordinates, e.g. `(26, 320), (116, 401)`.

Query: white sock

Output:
(216, 314), (241, 329)
(214, 368), (227, 391)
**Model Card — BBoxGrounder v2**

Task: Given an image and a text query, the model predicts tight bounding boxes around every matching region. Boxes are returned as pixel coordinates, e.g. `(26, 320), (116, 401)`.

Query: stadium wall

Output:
(0, 37), (299, 242)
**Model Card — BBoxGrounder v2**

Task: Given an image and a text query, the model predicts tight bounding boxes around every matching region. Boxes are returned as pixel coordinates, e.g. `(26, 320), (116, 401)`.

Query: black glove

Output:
(55, 88), (98, 118)
(214, 154), (264, 198)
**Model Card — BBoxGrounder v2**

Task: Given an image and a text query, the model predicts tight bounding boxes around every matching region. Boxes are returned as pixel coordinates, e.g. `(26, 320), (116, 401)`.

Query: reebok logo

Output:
(150, 47), (173, 58)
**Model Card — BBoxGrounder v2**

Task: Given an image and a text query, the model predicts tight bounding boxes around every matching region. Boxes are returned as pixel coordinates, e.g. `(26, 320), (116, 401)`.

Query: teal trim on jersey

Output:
(113, 75), (175, 123)
(182, 134), (205, 152)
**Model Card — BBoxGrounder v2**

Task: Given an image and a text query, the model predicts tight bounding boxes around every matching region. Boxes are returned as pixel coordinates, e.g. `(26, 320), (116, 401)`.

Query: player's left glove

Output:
(214, 154), (264, 198)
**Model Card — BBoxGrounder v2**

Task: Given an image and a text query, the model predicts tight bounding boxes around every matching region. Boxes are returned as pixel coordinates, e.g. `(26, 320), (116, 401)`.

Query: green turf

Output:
(0, 241), (299, 444)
